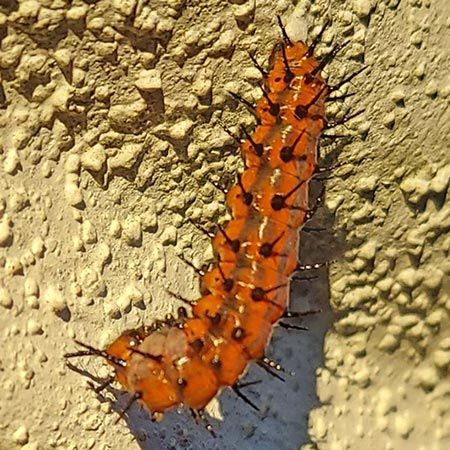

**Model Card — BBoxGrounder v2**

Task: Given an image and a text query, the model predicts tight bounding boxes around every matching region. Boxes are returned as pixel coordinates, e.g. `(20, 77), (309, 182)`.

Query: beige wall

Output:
(0, 0), (448, 449)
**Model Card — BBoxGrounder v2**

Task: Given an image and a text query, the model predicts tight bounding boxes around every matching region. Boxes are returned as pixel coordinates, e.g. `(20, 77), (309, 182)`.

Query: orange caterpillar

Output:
(67, 17), (334, 431)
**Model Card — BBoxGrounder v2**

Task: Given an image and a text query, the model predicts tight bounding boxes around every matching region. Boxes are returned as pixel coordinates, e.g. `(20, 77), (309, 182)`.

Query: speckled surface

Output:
(0, 1), (449, 449)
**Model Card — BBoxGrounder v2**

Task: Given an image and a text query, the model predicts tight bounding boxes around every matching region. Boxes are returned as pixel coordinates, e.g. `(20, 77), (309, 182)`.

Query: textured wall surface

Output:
(0, 1), (449, 450)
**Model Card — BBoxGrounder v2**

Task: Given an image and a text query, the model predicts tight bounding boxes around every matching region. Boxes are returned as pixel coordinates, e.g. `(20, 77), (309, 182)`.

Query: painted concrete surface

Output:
(0, 0), (449, 449)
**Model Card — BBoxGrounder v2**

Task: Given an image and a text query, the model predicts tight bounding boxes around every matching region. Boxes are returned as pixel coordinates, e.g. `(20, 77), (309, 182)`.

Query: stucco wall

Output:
(0, 1), (449, 449)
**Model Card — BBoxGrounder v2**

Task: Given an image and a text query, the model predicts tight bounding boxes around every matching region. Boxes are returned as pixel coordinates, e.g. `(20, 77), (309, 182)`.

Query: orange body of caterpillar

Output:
(99, 38), (329, 416)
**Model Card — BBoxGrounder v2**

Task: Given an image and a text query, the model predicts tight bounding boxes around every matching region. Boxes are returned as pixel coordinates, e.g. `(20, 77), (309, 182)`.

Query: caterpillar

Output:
(66, 16), (355, 435)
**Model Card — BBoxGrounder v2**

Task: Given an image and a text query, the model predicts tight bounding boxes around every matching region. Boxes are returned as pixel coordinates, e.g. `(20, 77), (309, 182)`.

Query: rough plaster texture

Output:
(0, 0), (449, 449)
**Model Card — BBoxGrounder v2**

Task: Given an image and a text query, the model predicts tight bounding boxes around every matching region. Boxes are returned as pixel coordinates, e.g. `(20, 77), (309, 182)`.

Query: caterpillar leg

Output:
(190, 408), (216, 438)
